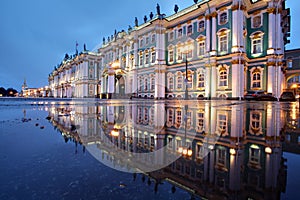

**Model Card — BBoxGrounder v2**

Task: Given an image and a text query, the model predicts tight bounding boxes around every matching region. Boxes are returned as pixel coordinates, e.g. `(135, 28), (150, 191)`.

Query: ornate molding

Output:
(266, 61), (276, 66)
(231, 59), (245, 65)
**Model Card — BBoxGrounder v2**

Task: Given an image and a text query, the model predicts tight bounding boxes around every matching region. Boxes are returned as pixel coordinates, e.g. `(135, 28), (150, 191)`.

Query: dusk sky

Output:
(0, 0), (299, 91)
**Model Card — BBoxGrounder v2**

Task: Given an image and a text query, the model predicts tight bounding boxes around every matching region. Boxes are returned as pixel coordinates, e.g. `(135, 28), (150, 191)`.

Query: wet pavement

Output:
(0, 98), (299, 199)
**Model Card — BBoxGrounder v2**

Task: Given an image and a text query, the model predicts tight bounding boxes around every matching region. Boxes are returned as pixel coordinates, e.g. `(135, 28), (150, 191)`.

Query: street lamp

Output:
(182, 43), (193, 100)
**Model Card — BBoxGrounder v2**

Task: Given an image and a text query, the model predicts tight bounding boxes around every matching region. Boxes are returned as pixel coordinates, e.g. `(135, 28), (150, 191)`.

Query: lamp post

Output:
(182, 44), (193, 100)
(185, 58), (188, 100)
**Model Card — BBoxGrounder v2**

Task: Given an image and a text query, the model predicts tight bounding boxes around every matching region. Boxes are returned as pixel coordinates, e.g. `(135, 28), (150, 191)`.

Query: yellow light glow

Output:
(111, 129), (119, 137)
(291, 84), (297, 89)
(230, 148), (236, 155)
(182, 148), (188, 155)
(178, 147), (183, 154)
(111, 61), (120, 69)
(187, 149), (193, 157)
(265, 147), (272, 154)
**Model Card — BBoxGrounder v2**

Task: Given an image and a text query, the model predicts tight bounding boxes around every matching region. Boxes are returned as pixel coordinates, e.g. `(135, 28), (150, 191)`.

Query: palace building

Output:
(48, 0), (290, 99)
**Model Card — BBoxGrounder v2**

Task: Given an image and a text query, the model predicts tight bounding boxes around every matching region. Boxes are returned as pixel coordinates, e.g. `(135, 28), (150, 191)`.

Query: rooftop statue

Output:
(174, 4), (179, 14)
(135, 17), (138, 27)
(194, 0), (198, 4)
(144, 15), (147, 23)
(84, 44), (87, 51)
(156, 3), (161, 15)
(150, 12), (154, 20)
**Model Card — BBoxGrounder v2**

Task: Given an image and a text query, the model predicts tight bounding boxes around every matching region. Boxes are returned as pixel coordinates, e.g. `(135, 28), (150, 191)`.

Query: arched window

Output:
(187, 70), (193, 89)
(144, 77), (148, 91)
(219, 67), (228, 87)
(197, 71), (205, 88)
(169, 77), (174, 90)
(150, 76), (155, 91)
(168, 45), (174, 62)
(176, 72), (183, 89)
(250, 32), (264, 55)
(198, 40), (205, 56)
(145, 50), (149, 65)
(250, 67), (264, 90)
(252, 70), (261, 88)
(151, 48), (156, 64)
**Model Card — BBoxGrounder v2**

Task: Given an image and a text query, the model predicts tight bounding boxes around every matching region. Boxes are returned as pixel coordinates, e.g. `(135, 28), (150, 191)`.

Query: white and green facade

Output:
(48, 0), (290, 99)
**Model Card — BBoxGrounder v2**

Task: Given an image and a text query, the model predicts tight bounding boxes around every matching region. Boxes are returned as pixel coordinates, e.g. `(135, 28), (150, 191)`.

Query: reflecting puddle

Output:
(1, 99), (299, 199)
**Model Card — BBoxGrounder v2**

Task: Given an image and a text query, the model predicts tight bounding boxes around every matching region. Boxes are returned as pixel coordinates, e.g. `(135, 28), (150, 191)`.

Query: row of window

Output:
(134, 65), (263, 93)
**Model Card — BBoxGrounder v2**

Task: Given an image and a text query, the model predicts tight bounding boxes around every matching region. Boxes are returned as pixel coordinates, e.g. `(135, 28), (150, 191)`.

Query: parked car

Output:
(244, 90), (265, 100)
(256, 92), (277, 101)
(279, 91), (296, 101)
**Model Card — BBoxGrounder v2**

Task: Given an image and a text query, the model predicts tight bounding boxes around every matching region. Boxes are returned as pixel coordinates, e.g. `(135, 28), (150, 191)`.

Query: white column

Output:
(267, 65), (275, 94)
(205, 13), (211, 53)
(268, 10), (276, 51)
(230, 105), (243, 138)
(205, 65), (211, 98)
(211, 64), (217, 98)
(155, 23), (166, 99)
(232, 63), (239, 98)
(107, 70), (115, 94)
(132, 70), (137, 94)
(211, 12), (217, 54)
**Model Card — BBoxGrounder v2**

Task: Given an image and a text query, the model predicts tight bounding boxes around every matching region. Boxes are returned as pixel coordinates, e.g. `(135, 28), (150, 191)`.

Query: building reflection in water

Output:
(47, 101), (289, 199)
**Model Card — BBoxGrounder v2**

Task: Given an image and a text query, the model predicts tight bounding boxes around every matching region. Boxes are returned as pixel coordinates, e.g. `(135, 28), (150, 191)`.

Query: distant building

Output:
(48, 0), (291, 99)
(284, 48), (300, 96)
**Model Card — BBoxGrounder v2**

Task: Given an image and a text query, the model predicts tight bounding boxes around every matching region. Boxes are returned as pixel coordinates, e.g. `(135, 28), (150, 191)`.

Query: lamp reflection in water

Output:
(177, 105), (193, 157)
(111, 128), (120, 137)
